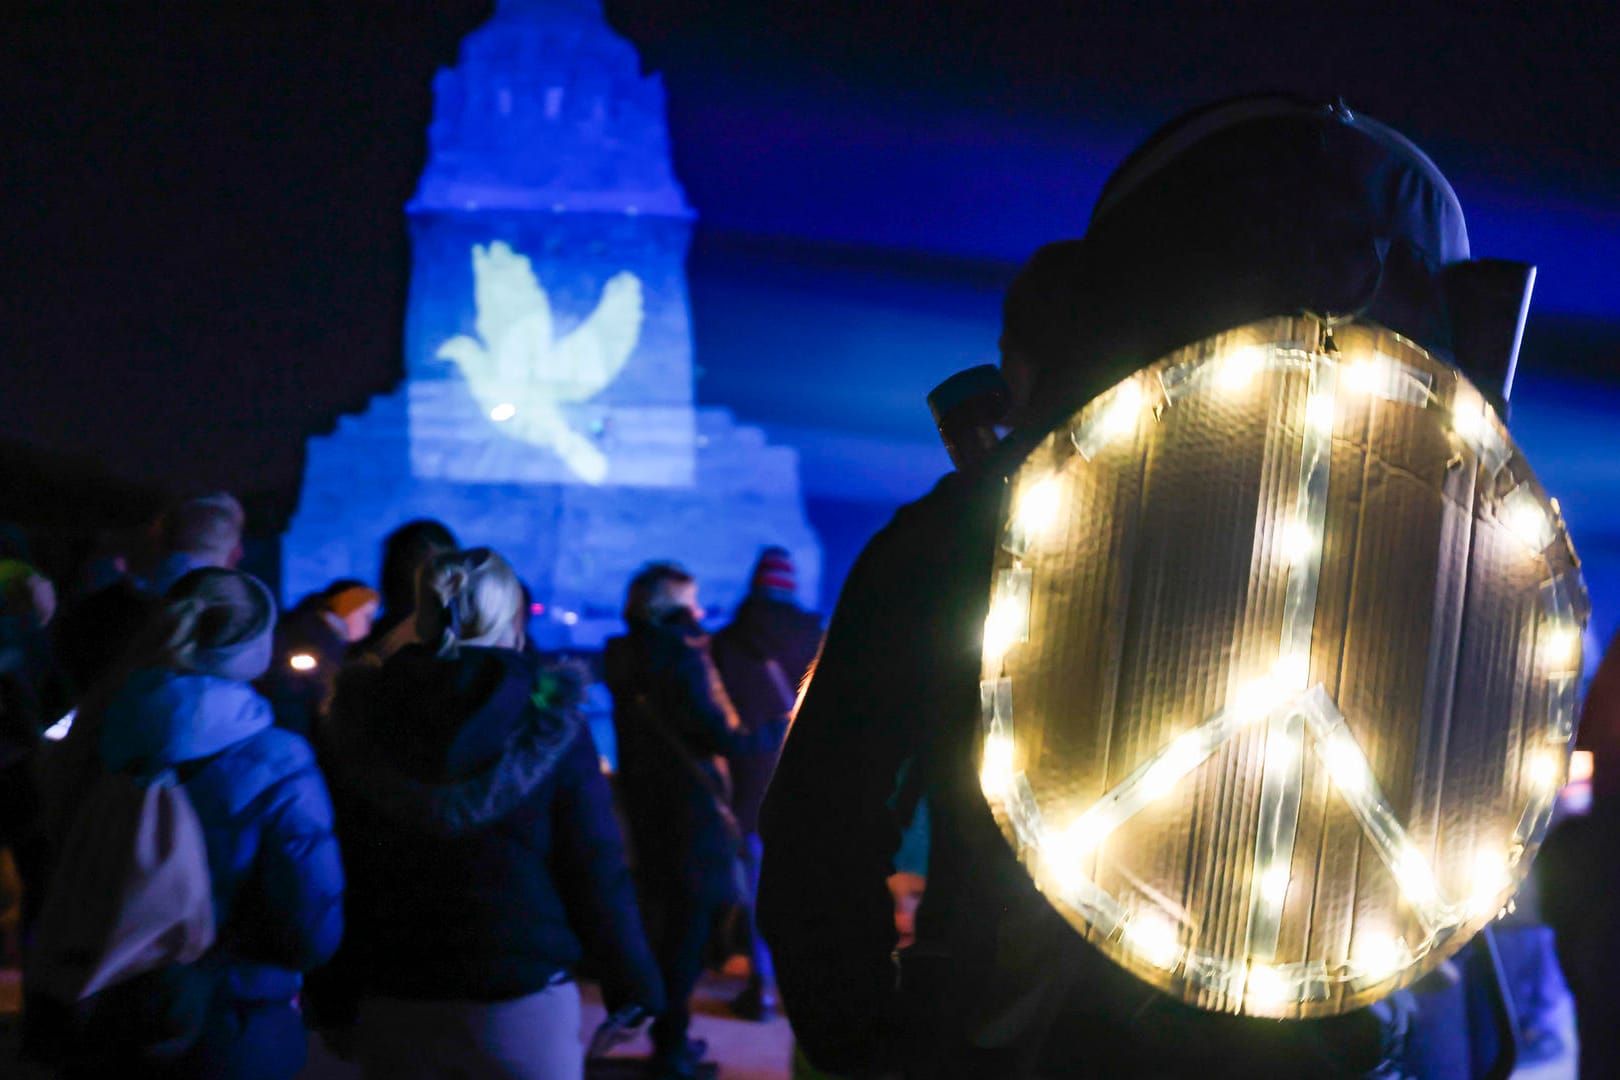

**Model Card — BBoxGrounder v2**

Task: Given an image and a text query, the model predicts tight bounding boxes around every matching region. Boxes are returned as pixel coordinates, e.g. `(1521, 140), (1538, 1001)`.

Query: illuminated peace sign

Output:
(980, 315), (1585, 1018)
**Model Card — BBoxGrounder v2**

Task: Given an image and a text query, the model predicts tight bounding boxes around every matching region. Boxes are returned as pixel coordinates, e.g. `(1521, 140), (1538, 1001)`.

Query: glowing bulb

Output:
(1245, 964), (1290, 1007)
(1527, 750), (1561, 792)
(1304, 393), (1335, 433)
(1264, 729), (1299, 771)
(1015, 478), (1061, 538)
(1541, 625), (1580, 671)
(1050, 815), (1109, 863)
(1502, 488), (1556, 552)
(1218, 346), (1265, 391)
(1124, 910), (1183, 970)
(1320, 731), (1369, 795)
(1392, 845), (1441, 908)
(983, 602), (1019, 664)
(561, 610), (580, 626)
(1353, 933), (1405, 983)
(1342, 359), (1381, 395)
(1259, 863), (1292, 905)
(1273, 652), (1310, 693)
(289, 653), (317, 672)
(980, 733), (1015, 797)
(1279, 520), (1316, 565)
(1233, 675), (1285, 723)
(1451, 397), (1491, 443)
(489, 402), (517, 422)
(1570, 749), (1595, 785)
(1102, 379), (1145, 438)
(1468, 847), (1511, 918)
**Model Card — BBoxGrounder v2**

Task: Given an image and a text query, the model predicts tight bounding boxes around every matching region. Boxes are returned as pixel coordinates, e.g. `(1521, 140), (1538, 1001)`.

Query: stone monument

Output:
(283, 0), (820, 647)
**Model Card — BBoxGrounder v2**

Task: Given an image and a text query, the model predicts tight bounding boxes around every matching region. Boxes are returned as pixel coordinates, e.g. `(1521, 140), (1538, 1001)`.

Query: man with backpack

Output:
(27, 566), (344, 1079)
(757, 97), (1494, 1077)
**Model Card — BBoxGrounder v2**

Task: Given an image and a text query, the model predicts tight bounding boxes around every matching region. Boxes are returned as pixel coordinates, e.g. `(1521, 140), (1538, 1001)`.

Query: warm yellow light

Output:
(1273, 652), (1310, 693)
(1264, 729), (1299, 771)
(1304, 393), (1335, 434)
(980, 733), (1015, 798)
(1570, 750), (1595, 785)
(1392, 845), (1441, 909)
(1015, 478), (1061, 538)
(1505, 496), (1555, 552)
(1541, 625), (1581, 672)
(1353, 933), (1405, 983)
(1245, 964), (1290, 1007)
(982, 600), (1022, 665)
(1280, 520), (1317, 565)
(1102, 379), (1145, 439)
(1124, 910), (1183, 970)
(1320, 731), (1367, 793)
(1451, 397), (1491, 444)
(289, 653), (317, 672)
(1233, 674), (1286, 723)
(1259, 864), (1292, 905)
(1218, 346), (1266, 391)
(1468, 847), (1510, 918)
(1527, 751), (1562, 792)
(1342, 359), (1381, 395)
(1050, 815), (1110, 863)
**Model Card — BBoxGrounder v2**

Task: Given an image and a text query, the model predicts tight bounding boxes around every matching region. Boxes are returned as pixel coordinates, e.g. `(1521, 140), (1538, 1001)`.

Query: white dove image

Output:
(437, 241), (645, 484)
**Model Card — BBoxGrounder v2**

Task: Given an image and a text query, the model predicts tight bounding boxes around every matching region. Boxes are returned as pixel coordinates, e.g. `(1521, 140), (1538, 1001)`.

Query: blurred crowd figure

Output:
(0, 488), (820, 1080)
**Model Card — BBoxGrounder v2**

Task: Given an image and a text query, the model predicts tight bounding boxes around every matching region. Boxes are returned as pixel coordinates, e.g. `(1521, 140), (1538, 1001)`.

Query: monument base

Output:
(283, 387), (821, 648)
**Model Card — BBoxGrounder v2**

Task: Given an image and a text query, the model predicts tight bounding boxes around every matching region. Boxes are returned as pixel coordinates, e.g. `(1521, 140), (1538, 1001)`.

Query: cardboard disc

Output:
(980, 315), (1587, 1017)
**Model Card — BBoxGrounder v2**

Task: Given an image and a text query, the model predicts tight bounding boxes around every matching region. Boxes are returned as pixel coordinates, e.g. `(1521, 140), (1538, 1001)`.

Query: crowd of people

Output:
(0, 498), (823, 1080)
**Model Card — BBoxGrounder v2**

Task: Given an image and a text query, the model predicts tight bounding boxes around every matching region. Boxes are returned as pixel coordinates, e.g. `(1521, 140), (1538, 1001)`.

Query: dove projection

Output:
(437, 241), (645, 485)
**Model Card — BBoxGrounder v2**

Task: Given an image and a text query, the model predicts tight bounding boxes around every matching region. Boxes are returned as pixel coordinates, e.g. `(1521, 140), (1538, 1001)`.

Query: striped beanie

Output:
(751, 547), (797, 597)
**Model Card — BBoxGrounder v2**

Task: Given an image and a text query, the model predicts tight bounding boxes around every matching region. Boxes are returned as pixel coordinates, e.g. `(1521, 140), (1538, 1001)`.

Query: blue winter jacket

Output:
(100, 668), (345, 1004)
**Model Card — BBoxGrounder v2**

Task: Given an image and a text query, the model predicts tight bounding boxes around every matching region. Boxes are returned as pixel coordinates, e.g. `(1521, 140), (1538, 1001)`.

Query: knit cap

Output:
(751, 548), (797, 596)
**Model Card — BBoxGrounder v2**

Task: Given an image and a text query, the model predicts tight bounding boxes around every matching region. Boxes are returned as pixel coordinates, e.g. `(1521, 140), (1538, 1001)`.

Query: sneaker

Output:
(651, 1037), (709, 1079)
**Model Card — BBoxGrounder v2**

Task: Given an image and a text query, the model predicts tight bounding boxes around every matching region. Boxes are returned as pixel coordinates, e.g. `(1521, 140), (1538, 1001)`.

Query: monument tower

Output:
(283, 0), (820, 645)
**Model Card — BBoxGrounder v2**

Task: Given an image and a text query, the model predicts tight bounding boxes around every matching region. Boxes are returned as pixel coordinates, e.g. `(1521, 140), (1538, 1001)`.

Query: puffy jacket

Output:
(98, 669), (346, 1004)
(317, 644), (664, 1015)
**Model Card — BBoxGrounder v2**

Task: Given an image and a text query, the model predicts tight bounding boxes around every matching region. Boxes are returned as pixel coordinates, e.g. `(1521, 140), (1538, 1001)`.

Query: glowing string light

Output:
(1014, 477), (1062, 539)
(1124, 910), (1185, 971)
(289, 653), (318, 672)
(489, 402), (517, 422)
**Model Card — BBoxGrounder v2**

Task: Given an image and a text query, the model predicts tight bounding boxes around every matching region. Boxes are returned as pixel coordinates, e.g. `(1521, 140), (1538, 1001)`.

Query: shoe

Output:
(651, 1037), (708, 1079)
(728, 981), (777, 1022)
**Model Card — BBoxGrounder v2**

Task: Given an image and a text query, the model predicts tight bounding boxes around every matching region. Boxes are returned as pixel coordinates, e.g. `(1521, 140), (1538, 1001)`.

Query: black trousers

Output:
(641, 872), (725, 1057)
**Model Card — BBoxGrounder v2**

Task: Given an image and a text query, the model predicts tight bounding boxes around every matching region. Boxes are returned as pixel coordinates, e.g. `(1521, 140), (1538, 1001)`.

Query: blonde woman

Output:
(318, 548), (662, 1079)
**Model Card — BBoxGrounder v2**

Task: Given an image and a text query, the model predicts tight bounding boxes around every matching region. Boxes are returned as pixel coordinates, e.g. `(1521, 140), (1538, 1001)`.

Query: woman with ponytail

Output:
(35, 567), (345, 1079)
(316, 548), (663, 1080)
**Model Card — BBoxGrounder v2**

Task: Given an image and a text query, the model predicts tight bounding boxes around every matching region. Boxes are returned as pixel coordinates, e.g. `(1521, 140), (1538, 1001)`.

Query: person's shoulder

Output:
(206, 725), (325, 815)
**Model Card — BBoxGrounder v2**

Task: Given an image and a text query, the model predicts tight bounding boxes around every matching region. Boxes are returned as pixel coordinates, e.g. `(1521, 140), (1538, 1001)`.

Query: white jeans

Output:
(356, 981), (583, 1080)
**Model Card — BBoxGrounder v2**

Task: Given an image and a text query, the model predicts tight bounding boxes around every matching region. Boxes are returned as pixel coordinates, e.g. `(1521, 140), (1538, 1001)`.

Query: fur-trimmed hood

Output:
(325, 644), (583, 836)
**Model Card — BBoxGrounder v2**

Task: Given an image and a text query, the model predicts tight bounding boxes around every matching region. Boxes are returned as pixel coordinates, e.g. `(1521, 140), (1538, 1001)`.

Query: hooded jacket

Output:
(320, 644), (663, 1014)
(97, 668), (345, 1004)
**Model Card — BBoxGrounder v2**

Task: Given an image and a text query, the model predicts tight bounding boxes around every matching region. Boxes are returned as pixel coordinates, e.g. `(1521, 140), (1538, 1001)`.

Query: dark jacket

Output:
(319, 644), (663, 1015)
(760, 475), (1397, 1079)
(712, 594), (821, 835)
(605, 614), (761, 903)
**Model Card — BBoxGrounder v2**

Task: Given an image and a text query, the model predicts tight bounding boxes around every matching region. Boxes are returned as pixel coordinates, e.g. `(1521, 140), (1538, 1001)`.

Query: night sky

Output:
(3, 0), (1617, 531)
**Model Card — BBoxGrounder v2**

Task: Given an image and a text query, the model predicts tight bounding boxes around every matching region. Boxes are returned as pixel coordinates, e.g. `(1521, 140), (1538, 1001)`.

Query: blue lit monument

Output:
(283, 0), (820, 646)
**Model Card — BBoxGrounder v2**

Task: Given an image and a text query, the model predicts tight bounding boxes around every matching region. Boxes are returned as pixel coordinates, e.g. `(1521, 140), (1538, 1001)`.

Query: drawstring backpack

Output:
(25, 750), (218, 1063)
